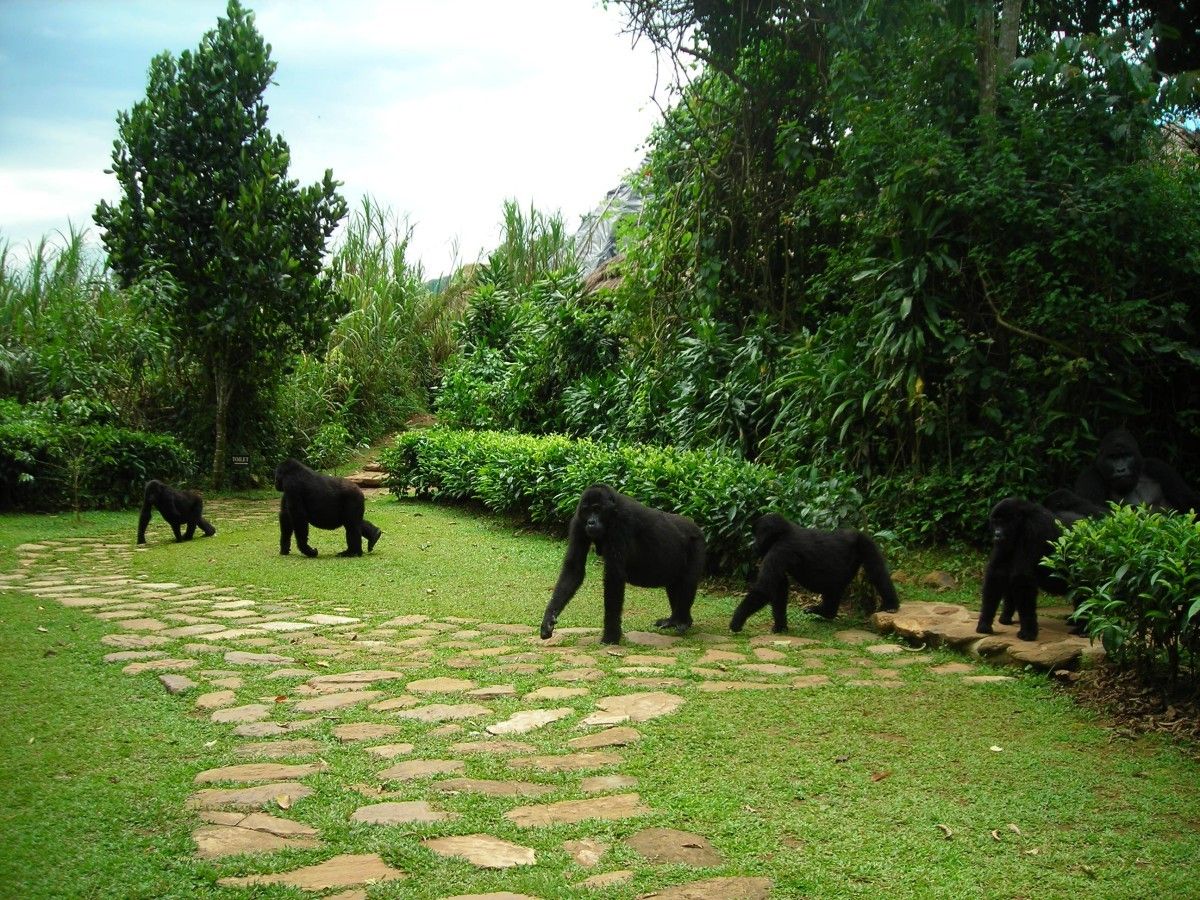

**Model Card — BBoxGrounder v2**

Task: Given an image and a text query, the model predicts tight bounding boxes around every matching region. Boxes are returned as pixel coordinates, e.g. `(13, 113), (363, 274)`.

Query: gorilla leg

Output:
(1010, 582), (1039, 641)
(279, 503), (294, 555)
(363, 519), (381, 552)
(806, 584), (849, 619)
(339, 521), (364, 557)
(183, 521), (196, 541)
(171, 520), (185, 542)
(730, 571), (787, 633)
(294, 518), (318, 557)
(998, 596), (1016, 626)
(198, 516), (216, 537)
(601, 568), (627, 646)
(656, 580), (696, 634)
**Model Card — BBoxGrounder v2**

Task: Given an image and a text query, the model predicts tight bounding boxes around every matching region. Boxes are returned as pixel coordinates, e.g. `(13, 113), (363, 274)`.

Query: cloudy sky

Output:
(0, 0), (671, 277)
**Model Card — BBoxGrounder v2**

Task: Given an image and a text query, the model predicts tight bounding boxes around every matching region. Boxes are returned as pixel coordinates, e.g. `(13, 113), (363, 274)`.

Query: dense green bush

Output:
(0, 400), (195, 511)
(1048, 506), (1200, 695)
(381, 427), (863, 573)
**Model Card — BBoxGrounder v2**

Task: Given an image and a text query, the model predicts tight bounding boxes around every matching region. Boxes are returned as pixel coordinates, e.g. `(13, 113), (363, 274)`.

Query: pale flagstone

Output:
(191, 821), (320, 858)
(582, 774), (638, 792)
(624, 631), (680, 648)
(195, 690), (237, 710)
(235, 739), (325, 759)
(962, 675), (1016, 684)
(292, 690), (383, 713)
(580, 870), (634, 888)
(792, 675), (832, 688)
(308, 669), (407, 686)
(102, 633), (171, 649)
(213, 599), (256, 609)
(395, 635), (435, 647)
(238, 637), (283, 648)
(698, 681), (788, 692)
(429, 723), (465, 738)
(159, 673), (197, 694)
(181, 642), (226, 655)
(255, 621), (320, 632)
(626, 827), (722, 866)
(267, 668), (317, 678)
(524, 685), (589, 701)
(556, 652), (600, 666)
(449, 630), (484, 640)
(94, 610), (141, 620)
(739, 663), (801, 676)
(931, 662), (975, 675)
(306, 614), (360, 625)
(564, 838), (607, 867)
(691, 667), (733, 679)
(444, 893), (541, 900)
(224, 650), (296, 666)
(160, 623), (227, 638)
(377, 758), (464, 780)
(333, 723), (401, 742)
(479, 622), (536, 635)
(580, 691), (685, 726)
(207, 609), (257, 620)
(834, 629), (876, 645)
(487, 708), (573, 735)
(188, 782), (314, 810)
(123, 658), (198, 675)
(549, 668), (604, 682)
(58, 596), (127, 608)
(748, 634), (820, 647)
(505, 792), (649, 827)
(207, 676), (243, 689)
(623, 653), (676, 666)
(451, 739), (536, 755)
(212, 703), (272, 724)
(646, 878), (773, 899)
(103, 650), (166, 663)
(194, 762), (326, 783)
(509, 751), (622, 773)
(325, 889), (367, 900)
(422, 621), (461, 632)
(163, 613), (216, 624)
(436, 778), (555, 798)
(407, 676), (477, 693)
(865, 643), (903, 655)
(466, 684), (517, 698)
(200, 629), (261, 641)
(752, 647), (787, 662)
(351, 800), (458, 825)
(364, 743), (415, 759)
(234, 719), (318, 740)
(217, 853), (406, 889)
(847, 679), (905, 688)
(307, 679), (385, 694)
(393, 703), (491, 723)
(494, 663), (541, 675)
(615, 666), (665, 675)
(370, 695), (421, 711)
(422, 834), (536, 869)
(623, 677), (687, 687)
(568, 727), (641, 750)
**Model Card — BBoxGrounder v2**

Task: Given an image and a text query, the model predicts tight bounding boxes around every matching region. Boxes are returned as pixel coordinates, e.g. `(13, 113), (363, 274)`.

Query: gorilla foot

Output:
(997, 614), (1015, 626)
(367, 530), (381, 552)
(653, 616), (691, 635)
(771, 623), (790, 634)
(337, 548), (363, 557)
(539, 613), (557, 641)
(802, 606), (836, 620)
(1017, 629), (1038, 641)
(300, 546), (319, 558)
(600, 630), (623, 645)
(728, 617), (746, 634)
(975, 623), (994, 635)
(878, 602), (899, 613)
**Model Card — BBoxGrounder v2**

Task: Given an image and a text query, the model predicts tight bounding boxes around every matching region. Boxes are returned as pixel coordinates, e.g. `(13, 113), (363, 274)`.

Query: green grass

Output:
(1, 495), (1198, 899)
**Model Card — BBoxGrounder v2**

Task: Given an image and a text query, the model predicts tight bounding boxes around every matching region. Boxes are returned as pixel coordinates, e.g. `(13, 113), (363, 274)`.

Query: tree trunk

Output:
(997, 0), (1022, 71)
(212, 363), (232, 489)
(977, 0), (997, 120)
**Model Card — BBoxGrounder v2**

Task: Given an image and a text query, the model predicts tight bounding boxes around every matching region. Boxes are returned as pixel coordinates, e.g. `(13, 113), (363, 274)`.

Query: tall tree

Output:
(94, 0), (347, 486)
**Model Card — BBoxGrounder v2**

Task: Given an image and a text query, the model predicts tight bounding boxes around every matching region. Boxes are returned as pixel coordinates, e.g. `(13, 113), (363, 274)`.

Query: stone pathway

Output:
(2, 506), (1052, 898)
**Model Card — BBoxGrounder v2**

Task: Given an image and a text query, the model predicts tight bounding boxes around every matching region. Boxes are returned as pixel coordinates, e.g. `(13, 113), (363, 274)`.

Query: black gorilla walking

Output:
(137, 479), (216, 544)
(275, 458), (381, 557)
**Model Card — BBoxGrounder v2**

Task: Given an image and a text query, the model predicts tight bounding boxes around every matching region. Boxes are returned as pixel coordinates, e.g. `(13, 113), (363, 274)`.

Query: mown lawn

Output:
(1, 494), (1197, 899)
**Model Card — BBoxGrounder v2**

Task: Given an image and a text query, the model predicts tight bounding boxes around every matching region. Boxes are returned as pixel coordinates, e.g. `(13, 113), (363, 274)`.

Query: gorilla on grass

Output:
(137, 480), (216, 544)
(729, 513), (900, 633)
(275, 458), (381, 558)
(539, 484), (706, 645)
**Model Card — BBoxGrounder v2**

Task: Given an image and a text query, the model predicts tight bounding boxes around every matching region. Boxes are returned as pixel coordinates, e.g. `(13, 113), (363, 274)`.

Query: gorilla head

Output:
(1094, 429), (1142, 494)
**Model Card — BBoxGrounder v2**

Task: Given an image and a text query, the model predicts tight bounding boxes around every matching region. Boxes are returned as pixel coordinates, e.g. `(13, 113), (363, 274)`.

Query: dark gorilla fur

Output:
(539, 484), (706, 645)
(274, 458), (381, 558)
(729, 514), (899, 633)
(137, 479), (216, 544)
(976, 498), (1073, 642)
(1062, 428), (1199, 515)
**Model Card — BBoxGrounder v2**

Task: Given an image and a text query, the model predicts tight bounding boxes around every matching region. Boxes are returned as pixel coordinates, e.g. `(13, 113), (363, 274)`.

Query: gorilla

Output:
(275, 458), (381, 558)
(1064, 428), (1198, 515)
(539, 484), (706, 645)
(976, 498), (1076, 642)
(729, 514), (899, 633)
(137, 479), (216, 544)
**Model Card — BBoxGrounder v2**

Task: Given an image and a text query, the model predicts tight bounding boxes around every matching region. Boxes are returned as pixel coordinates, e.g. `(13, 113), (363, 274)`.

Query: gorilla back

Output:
(275, 458), (381, 557)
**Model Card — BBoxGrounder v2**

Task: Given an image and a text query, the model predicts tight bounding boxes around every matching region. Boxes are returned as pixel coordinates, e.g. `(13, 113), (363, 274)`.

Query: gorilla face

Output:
(580, 487), (614, 541)
(1096, 430), (1142, 494)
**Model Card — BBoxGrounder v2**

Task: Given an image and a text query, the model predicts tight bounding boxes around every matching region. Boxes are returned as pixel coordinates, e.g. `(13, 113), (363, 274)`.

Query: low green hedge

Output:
(1048, 505), (1200, 694)
(0, 402), (195, 511)
(380, 427), (862, 573)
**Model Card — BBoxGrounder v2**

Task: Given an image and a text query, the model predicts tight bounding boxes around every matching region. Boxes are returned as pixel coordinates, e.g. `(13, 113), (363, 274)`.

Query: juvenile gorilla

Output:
(137, 479), (216, 544)
(729, 513), (899, 632)
(1069, 428), (1198, 514)
(275, 458), (381, 558)
(539, 484), (706, 645)
(976, 498), (1072, 642)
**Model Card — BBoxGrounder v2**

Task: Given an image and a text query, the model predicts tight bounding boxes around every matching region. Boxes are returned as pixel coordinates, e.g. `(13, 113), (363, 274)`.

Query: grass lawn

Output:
(1, 494), (1198, 899)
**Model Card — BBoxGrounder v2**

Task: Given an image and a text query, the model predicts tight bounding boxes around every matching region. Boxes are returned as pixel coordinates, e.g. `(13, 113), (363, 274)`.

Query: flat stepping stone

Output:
(306, 614), (360, 625)
(233, 719), (320, 738)
(194, 762), (325, 783)
(292, 690), (383, 713)
(116, 617), (168, 631)
(445, 894), (541, 900)
(122, 658), (198, 675)
(192, 811), (320, 859)
(267, 668), (318, 678)
(494, 663), (541, 675)
(624, 631), (680, 648)
(384, 614), (429, 626)
(509, 751), (622, 773)
(479, 623), (535, 635)
(748, 634), (819, 647)
(217, 853), (406, 890)
(159, 674), (196, 694)
(159, 624), (226, 638)
(864, 643), (903, 655)
(487, 708), (573, 735)
(211, 703), (271, 724)
(188, 782), (314, 810)
(931, 662), (975, 675)
(582, 774), (638, 792)
(436, 778), (555, 798)
(255, 621), (320, 632)
(524, 686), (588, 701)
(430, 723), (465, 738)
(697, 681), (787, 692)
(579, 692), (684, 726)
(644, 876), (773, 899)
(626, 827), (723, 866)
(378, 759), (465, 780)
(847, 679), (904, 688)
(101, 633), (171, 649)
(196, 690), (237, 710)
(549, 668), (604, 682)
(350, 800), (457, 825)
(235, 739), (325, 758)
(407, 676), (477, 693)
(738, 663), (801, 676)
(394, 703), (491, 723)
(370, 695), (421, 711)
(451, 739), (536, 755)
(792, 675), (832, 688)
(580, 870), (634, 888)
(364, 743), (415, 759)
(569, 727), (641, 750)
(834, 629), (876, 645)
(466, 684), (517, 698)
(422, 834), (536, 869)
(225, 651), (296, 666)
(564, 838), (607, 867)
(334, 723), (401, 742)
(103, 650), (166, 663)
(624, 653), (676, 666)
(505, 792), (649, 827)
(962, 675), (1016, 684)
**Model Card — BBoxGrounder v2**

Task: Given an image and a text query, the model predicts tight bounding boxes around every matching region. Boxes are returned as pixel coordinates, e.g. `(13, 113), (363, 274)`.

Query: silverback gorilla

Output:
(976, 498), (1075, 642)
(729, 513), (899, 632)
(539, 485), (706, 645)
(275, 458), (381, 558)
(1052, 428), (1199, 516)
(137, 479), (216, 544)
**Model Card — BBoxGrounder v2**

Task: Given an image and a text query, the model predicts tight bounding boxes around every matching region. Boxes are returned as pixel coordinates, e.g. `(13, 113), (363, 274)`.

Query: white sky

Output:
(0, 0), (670, 278)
